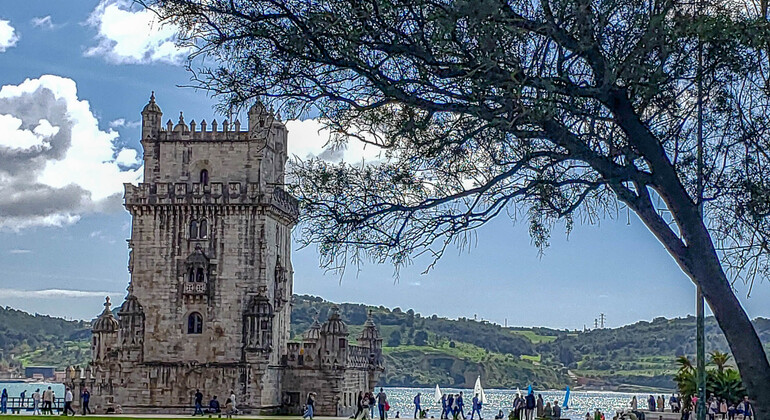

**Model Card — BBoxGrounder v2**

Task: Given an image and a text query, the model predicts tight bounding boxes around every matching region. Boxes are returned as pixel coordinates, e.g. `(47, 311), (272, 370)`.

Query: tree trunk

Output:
(685, 229), (770, 418)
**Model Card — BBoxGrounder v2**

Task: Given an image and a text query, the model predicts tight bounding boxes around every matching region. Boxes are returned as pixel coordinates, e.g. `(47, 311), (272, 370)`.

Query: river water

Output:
(377, 387), (662, 420)
(0, 383), (662, 419)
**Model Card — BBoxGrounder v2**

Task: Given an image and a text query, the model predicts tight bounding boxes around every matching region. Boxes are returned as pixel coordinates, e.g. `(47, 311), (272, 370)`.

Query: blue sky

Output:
(0, 0), (768, 329)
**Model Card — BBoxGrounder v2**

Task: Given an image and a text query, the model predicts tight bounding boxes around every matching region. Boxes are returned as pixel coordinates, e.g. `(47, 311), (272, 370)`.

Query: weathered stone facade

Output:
(65, 94), (383, 415)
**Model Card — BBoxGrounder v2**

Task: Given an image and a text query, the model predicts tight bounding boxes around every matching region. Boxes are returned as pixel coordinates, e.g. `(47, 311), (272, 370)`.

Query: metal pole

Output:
(695, 1), (707, 417)
(696, 287), (706, 420)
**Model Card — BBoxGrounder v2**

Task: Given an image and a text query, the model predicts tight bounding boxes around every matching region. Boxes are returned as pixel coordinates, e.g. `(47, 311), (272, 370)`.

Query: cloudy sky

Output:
(0, 0), (768, 328)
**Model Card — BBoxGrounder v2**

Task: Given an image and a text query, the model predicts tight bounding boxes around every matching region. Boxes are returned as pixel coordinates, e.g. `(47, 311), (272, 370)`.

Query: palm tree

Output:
(676, 355), (694, 372)
(710, 351), (732, 373)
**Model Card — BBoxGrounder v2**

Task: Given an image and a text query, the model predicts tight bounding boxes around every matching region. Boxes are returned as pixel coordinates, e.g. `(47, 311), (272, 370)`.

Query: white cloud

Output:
(0, 75), (142, 230)
(285, 119), (386, 164)
(115, 148), (140, 167)
(85, 0), (191, 65)
(31, 16), (56, 30)
(0, 19), (19, 52)
(0, 115), (58, 151)
(109, 118), (141, 129)
(8, 249), (32, 254)
(0, 288), (119, 299)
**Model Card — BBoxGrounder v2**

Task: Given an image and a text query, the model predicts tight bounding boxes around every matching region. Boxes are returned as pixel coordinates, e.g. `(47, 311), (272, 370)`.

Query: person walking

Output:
(303, 392), (316, 419)
(630, 396), (637, 411)
(63, 387), (76, 416)
(32, 388), (41, 415)
(413, 392), (421, 419)
(361, 393), (372, 420)
(525, 391), (535, 420)
(81, 387), (91, 415)
(194, 389), (204, 416)
(470, 394), (482, 420)
(42, 387), (53, 415)
(377, 388), (388, 420)
(0, 388), (7, 414)
(225, 398), (234, 419)
(355, 392), (365, 419)
(441, 395), (448, 420)
(370, 392), (377, 419)
(229, 390), (237, 415)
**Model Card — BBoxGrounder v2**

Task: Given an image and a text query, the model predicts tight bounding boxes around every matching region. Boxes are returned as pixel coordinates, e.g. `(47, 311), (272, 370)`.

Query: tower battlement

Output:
(124, 181), (299, 219)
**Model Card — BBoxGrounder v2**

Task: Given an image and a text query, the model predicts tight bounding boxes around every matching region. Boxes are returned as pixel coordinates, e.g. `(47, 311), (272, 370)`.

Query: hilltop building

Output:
(64, 94), (383, 414)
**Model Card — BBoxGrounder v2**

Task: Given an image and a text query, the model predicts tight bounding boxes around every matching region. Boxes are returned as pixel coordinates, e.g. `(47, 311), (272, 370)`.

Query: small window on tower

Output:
(199, 219), (208, 239)
(188, 312), (203, 334)
(196, 267), (205, 283)
(189, 220), (198, 238)
(188, 269), (195, 282)
(200, 169), (209, 185)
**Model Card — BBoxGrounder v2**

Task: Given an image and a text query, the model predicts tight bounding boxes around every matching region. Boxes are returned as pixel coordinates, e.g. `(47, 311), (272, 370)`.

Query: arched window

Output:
(200, 169), (209, 185)
(188, 269), (195, 282)
(189, 220), (198, 238)
(196, 267), (205, 283)
(199, 219), (208, 239)
(188, 312), (203, 334)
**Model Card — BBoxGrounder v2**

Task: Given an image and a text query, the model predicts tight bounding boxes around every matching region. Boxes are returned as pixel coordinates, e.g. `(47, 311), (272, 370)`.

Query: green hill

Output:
(1, 296), (769, 392)
(0, 306), (91, 372)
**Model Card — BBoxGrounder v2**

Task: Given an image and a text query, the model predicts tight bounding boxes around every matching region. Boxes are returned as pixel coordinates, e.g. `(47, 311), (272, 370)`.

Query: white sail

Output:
(473, 376), (488, 404)
(435, 384), (442, 403)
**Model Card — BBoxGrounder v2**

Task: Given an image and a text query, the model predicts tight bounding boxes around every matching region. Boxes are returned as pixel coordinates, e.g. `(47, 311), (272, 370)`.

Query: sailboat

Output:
(473, 376), (488, 404)
(562, 386), (570, 410)
(435, 384), (443, 403)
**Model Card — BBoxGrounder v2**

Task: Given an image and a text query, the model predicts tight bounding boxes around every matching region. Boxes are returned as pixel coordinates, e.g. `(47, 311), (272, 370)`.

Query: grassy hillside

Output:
(2, 295), (769, 392)
(0, 306), (90, 371)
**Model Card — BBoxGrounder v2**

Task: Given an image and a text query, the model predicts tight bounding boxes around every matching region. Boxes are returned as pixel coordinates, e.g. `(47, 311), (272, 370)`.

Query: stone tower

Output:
(84, 93), (298, 412)
(70, 94), (382, 415)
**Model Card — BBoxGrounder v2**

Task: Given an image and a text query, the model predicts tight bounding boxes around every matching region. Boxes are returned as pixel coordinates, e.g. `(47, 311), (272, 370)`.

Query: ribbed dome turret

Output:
(173, 112), (188, 132)
(141, 91), (162, 114)
(320, 305), (348, 336)
(118, 284), (143, 316)
(92, 297), (119, 333)
(358, 309), (380, 341)
(303, 318), (322, 342)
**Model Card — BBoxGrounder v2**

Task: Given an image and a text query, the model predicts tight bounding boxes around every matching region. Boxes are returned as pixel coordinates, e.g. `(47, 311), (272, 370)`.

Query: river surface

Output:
(0, 383), (665, 419)
(376, 387), (664, 420)
(0, 381), (64, 397)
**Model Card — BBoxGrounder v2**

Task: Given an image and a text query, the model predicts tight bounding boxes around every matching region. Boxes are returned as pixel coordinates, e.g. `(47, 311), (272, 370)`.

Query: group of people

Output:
(435, 392), (483, 420)
(630, 394), (754, 420)
(192, 389), (238, 418)
(706, 396), (754, 420)
(350, 388), (389, 420)
(414, 392), (560, 420)
(0, 386), (88, 415)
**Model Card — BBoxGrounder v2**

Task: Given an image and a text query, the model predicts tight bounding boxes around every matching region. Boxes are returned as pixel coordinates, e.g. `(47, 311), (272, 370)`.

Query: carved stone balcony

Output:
(183, 282), (207, 295)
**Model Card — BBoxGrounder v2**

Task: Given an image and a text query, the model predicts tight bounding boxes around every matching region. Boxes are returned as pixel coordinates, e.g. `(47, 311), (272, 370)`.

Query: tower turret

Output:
(140, 91), (162, 140)
(92, 297), (119, 362)
(117, 283), (145, 362)
(320, 306), (348, 368)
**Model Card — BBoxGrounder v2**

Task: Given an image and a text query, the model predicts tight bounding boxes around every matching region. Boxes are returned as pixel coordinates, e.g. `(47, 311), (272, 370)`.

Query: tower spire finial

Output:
(150, 91), (155, 102)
